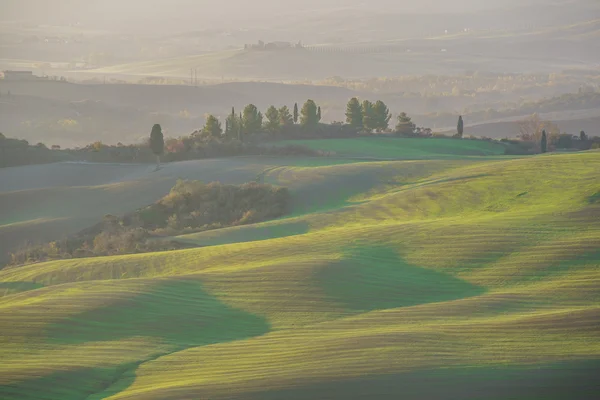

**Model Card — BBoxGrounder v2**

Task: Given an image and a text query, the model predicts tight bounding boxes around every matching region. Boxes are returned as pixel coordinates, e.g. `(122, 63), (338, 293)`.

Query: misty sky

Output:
(2, 0), (548, 31)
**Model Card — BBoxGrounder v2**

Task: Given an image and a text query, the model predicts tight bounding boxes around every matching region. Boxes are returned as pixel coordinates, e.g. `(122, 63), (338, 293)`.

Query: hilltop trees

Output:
(293, 103), (299, 124)
(300, 99), (319, 129)
(361, 100), (375, 132)
(203, 115), (222, 137)
(225, 107), (238, 138)
(264, 106), (281, 134)
(395, 113), (416, 136)
(457, 115), (464, 138)
(344, 98), (391, 132)
(317, 106), (322, 122)
(372, 100), (392, 132)
(149, 123), (164, 169)
(278, 105), (294, 128)
(345, 97), (363, 129)
(242, 104), (263, 135)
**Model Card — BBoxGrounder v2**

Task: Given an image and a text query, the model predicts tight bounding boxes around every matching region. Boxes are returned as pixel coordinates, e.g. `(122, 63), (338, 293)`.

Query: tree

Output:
(225, 107), (237, 138)
(372, 100), (392, 132)
(264, 105), (281, 134)
(580, 130), (587, 141)
(203, 114), (222, 137)
(293, 103), (299, 124)
(517, 113), (559, 143)
(362, 100), (375, 132)
(541, 130), (547, 153)
(457, 115), (464, 138)
(278, 105), (293, 128)
(345, 97), (363, 129)
(242, 104), (263, 134)
(556, 133), (573, 149)
(149, 124), (164, 170)
(395, 112), (416, 136)
(317, 106), (322, 122)
(300, 99), (319, 129)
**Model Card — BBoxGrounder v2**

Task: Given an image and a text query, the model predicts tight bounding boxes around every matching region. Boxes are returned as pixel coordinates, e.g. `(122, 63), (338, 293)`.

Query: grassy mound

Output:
(1, 148), (599, 399)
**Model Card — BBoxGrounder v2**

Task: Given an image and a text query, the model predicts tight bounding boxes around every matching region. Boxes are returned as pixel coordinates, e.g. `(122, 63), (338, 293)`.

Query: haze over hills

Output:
(1, 1), (600, 398)
(1, 1), (556, 30)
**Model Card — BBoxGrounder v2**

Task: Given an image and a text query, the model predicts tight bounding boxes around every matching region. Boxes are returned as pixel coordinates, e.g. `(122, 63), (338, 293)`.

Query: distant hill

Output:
(75, 18), (600, 81)
(0, 80), (360, 146)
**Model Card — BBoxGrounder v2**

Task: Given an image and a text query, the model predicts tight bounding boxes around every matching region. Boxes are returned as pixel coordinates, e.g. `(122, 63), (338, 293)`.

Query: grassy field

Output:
(0, 139), (599, 399)
(277, 137), (509, 159)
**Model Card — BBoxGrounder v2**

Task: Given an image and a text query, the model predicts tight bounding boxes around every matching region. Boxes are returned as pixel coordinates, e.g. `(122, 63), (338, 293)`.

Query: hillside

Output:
(1, 138), (599, 399)
(440, 115), (600, 139)
(72, 17), (600, 81)
(0, 80), (361, 146)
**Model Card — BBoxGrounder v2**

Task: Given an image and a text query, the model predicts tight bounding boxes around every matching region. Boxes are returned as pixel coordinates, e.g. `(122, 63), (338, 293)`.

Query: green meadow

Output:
(1, 138), (599, 399)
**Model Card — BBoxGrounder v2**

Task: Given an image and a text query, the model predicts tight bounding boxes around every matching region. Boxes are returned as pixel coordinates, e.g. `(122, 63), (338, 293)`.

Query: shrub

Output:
(8, 180), (292, 267)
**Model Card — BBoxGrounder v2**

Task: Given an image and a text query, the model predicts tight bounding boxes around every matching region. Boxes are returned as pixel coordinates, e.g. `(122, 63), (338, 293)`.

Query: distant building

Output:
(244, 40), (299, 51)
(2, 70), (40, 81)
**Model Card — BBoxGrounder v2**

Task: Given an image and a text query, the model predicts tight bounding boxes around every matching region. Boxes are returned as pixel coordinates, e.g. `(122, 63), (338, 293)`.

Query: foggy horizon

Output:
(2, 0), (557, 32)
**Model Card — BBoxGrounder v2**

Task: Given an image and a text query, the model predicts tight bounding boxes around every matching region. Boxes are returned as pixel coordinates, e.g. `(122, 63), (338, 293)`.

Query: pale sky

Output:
(1, 0), (547, 26)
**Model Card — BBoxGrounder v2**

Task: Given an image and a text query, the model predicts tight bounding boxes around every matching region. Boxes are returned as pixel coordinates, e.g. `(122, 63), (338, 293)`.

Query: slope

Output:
(1, 150), (599, 399)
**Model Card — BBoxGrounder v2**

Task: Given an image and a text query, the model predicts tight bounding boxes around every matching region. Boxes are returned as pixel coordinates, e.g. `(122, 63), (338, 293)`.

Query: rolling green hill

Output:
(0, 140), (599, 399)
(277, 137), (509, 159)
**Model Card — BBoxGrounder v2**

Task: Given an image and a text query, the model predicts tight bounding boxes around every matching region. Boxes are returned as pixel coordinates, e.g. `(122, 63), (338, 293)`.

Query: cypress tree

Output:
(541, 129), (547, 153)
(225, 106), (236, 137)
(457, 115), (464, 138)
(361, 100), (375, 132)
(293, 103), (299, 124)
(149, 124), (164, 170)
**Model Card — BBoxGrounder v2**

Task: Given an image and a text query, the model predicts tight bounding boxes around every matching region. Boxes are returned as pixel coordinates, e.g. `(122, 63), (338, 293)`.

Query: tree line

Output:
(197, 98), (444, 138)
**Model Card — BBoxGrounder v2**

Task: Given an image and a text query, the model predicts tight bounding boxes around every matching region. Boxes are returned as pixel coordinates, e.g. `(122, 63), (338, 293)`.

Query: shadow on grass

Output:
(18, 279), (271, 399)
(589, 191), (600, 204)
(0, 364), (136, 400)
(516, 249), (600, 285)
(244, 359), (600, 400)
(177, 220), (310, 247)
(47, 279), (270, 346)
(0, 281), (44, 297)
(316, 246), (485, 312)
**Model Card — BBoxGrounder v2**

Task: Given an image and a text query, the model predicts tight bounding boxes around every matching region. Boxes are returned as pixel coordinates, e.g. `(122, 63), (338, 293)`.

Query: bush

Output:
(8, 180), (292, 267)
